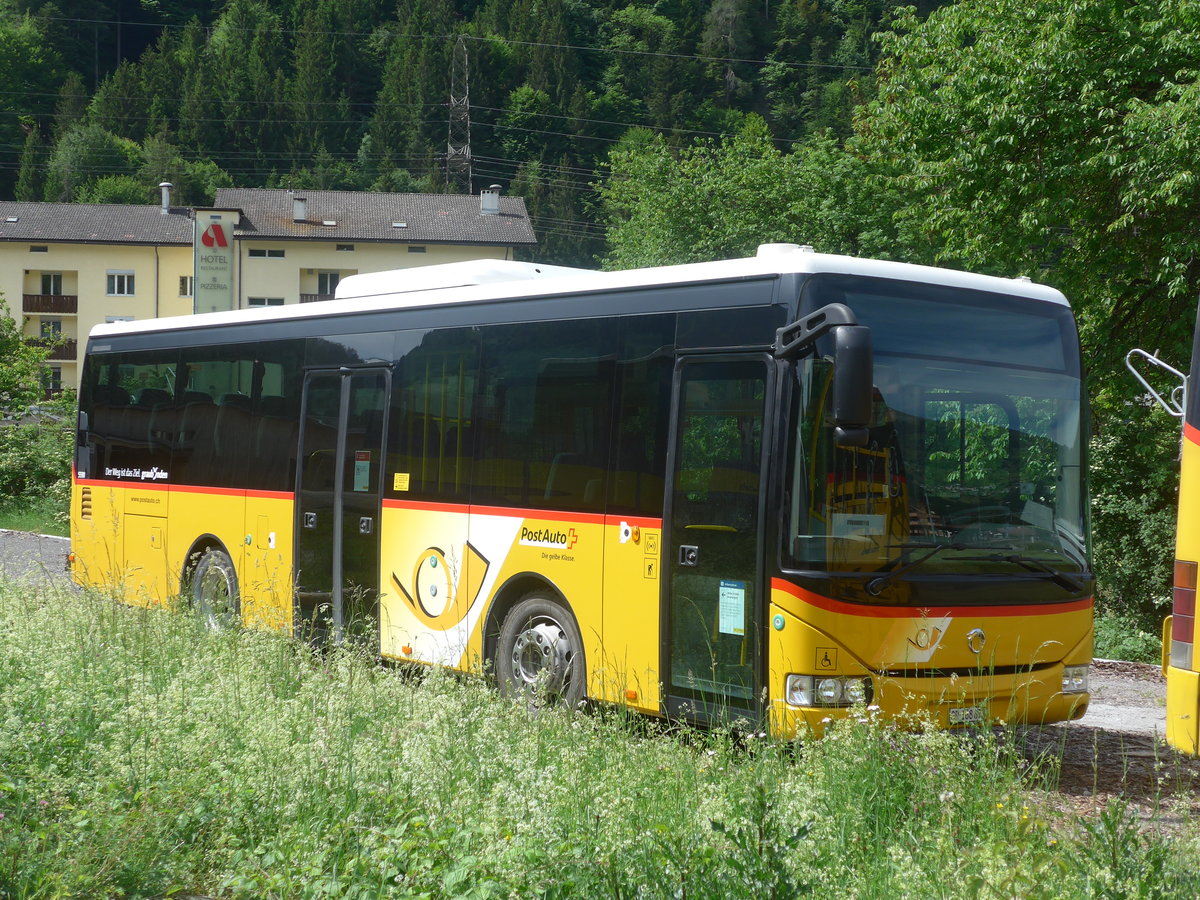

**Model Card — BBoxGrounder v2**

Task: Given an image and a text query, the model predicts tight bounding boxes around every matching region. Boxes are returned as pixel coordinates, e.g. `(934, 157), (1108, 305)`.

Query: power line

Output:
(22, 13), (877, 73)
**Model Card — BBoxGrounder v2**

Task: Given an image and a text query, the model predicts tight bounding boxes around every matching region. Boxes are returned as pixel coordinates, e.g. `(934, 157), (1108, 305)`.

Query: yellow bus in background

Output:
(71, 245), (1093, 735)
(1129, 328), (1200, 755)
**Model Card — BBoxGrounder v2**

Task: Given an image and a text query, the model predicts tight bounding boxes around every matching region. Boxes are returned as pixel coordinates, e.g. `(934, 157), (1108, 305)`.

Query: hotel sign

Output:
(193, 209), (239, 313)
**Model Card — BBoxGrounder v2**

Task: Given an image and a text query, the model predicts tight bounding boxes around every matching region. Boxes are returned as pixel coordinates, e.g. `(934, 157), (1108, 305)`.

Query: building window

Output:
(248, 297), (285, 307)
(317, 272), (340, 295)
(336, 244), (354, 252)
(179, 275), (194, 297)
(41, 272), (63, 295)
(407, 246), (427, 253)
(30, 245), (47, 253)
(248, 248), (285, 259)
(42, 365), (62, 395)
(107, 271), (135, 296)
(40, 319), (62, 338)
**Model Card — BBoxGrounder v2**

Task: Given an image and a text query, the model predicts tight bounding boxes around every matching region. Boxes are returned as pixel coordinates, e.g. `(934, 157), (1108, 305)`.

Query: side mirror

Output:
(831, 325), (873, 447)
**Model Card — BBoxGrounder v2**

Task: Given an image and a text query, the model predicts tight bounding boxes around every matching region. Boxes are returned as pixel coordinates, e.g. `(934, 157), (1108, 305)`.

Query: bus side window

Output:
(609, 316), (675, 517)
(475, 319), (617, 513)
(389, 328), (477, 502)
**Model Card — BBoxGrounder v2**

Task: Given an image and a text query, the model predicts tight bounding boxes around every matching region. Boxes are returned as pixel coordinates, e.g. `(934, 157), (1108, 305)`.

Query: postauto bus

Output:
(71, 244), (1092, 734)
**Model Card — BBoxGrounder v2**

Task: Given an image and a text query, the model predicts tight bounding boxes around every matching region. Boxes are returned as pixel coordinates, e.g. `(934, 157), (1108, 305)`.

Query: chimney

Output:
(293, 196), (307, 222)
(480, 184), (501, 216)
(159, 182), (172, 215)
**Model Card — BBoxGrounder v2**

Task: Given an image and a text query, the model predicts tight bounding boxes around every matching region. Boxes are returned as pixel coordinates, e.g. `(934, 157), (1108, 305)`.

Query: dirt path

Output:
(1014, 660), (1200, 823)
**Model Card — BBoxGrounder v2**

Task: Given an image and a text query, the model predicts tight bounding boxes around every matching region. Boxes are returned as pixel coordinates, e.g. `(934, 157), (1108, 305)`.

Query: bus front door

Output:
(295, 367), (391, 645)
(665, 358), (770, 723)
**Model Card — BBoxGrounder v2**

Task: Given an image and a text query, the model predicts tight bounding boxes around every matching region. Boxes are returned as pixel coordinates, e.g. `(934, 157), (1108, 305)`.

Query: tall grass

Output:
(1, 580), (1197, 899)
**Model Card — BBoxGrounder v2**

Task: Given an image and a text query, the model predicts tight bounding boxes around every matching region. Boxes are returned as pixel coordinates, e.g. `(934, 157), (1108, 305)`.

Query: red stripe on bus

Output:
(771, 578), (1092, 618)
(1186, 421), (1200, 446)
(75, 478), (169, 491)
(73, 479), (293, 501)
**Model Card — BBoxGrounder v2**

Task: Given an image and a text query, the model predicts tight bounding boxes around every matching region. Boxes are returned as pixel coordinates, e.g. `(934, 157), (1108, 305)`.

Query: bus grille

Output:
(80, 486), (92, 520)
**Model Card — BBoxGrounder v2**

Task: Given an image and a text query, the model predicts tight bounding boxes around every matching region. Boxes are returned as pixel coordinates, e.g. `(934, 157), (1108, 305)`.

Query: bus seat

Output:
(214, 397), (253, 461)
(220, 392), (252, 410)
(259, 395), (288, 418)
(134, 388), (171, 409)
(92, 384), (131, 408)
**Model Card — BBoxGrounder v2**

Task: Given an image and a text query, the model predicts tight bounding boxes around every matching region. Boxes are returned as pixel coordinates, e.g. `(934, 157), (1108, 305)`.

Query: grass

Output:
(2, 582), (1199, 899)
(0, 496), (68, 537)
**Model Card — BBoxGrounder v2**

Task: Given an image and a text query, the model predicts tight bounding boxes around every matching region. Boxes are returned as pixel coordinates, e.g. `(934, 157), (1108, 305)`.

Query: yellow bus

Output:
(1129, 335), (1200, 754)
(71, 245), (1093, 734)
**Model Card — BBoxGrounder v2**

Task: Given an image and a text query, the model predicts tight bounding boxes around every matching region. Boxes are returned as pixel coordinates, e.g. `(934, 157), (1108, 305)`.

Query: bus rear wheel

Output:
(496, 594), (585, 709)
(191, 548), (240, 631)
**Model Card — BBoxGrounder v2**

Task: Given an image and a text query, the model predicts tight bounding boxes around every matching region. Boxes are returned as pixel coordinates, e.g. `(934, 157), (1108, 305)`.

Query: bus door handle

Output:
(679, 545), (699, 567)
(359, 516), (373, 535)
(304, 512), (317, 529)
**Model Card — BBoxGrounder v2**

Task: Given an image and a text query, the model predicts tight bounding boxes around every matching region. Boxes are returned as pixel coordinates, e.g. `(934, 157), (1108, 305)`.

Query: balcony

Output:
(23, 294), (78, 314)
(26, 338), (78, 361)
(299, 293), (334, 304)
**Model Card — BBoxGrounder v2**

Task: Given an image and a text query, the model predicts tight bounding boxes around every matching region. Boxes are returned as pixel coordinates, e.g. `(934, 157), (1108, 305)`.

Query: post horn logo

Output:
(392, 543), (489, 631)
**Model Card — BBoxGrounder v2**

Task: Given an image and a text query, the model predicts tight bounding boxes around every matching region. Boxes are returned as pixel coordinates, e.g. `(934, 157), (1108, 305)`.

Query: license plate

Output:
(949, 705), (987, 726)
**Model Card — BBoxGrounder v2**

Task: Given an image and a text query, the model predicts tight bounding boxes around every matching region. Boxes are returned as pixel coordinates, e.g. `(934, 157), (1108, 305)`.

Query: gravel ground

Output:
(0, 528), (71, 584)
(2, 531), (1192, 818)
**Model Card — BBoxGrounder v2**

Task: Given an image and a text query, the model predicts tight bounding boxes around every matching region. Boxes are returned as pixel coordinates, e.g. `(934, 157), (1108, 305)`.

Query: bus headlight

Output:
(785, 674), (872, 707)
(1062, 665), (1089, 694)
(817, 677), (842, 704)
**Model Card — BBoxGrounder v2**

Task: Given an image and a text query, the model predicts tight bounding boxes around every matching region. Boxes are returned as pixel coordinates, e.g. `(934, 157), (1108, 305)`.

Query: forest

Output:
(2, 0), (1199, 638)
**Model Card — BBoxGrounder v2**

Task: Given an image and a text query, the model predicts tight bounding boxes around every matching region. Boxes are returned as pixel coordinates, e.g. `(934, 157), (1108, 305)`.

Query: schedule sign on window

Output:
(193, 209), (239, 313)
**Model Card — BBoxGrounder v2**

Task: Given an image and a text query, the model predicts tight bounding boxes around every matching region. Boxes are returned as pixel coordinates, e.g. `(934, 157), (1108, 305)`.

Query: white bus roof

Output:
(88, 243), (1070, 340)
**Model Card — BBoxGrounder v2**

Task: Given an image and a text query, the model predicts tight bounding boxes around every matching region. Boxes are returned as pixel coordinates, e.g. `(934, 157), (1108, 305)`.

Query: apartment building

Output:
(0, 187), (537, 391)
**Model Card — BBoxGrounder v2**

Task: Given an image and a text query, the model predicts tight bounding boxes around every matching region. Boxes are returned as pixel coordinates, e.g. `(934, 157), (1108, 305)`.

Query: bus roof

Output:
(88, 244), (1070, 340)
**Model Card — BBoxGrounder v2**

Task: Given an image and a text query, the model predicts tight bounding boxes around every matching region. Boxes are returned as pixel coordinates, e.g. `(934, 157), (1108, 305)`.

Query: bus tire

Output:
(495, 593), (586, 709)
(191, 548), (240, 631)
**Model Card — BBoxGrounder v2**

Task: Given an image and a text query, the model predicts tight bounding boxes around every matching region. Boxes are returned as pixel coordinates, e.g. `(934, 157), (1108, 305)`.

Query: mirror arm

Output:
(774, 303), (859, 358)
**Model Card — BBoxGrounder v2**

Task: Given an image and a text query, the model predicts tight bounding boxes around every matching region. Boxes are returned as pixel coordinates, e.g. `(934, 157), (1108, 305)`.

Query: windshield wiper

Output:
(865, 541), (1014, 596)
(979, 553), (1086, 594)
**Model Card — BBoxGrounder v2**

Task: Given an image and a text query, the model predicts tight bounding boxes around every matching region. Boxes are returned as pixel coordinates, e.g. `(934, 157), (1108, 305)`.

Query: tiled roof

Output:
(213, 188), (537, 246)
(0, 201), (193, 244)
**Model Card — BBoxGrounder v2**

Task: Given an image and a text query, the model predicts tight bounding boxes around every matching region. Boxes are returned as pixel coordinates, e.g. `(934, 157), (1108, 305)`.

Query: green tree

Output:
(600, 117), (892, 269)
(44, 122), (140, 201)
(855, 0), (1200, 618)
(0, 297), (52, 415)
(0, 15), (63, 197)
(75, 174), (149, 204)
(15, 120), (45, 202)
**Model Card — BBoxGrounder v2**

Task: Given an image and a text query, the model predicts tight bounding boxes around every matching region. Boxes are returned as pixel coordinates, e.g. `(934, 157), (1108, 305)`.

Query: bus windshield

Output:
(787, 275), (1088, 587)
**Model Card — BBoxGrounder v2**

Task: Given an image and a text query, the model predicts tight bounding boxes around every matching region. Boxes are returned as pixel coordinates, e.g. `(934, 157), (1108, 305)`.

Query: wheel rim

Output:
(197, 564), (234, 629)
(510, 617), (571, 696)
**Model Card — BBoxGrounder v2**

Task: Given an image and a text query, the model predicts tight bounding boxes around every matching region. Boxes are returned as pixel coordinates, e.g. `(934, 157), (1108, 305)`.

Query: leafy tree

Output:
(0, 296), (52, 415)
(44, 122), (140, 201)
(15, 120), (46, 201)
(75, 174), (149, 204)
(855, 0), (1200, 618)
(600, 117), (892, 269)
(0, 15), (63, 197)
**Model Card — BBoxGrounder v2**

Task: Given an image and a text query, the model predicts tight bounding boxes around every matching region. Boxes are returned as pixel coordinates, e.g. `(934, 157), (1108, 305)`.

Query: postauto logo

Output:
(518, 524), (578, 550)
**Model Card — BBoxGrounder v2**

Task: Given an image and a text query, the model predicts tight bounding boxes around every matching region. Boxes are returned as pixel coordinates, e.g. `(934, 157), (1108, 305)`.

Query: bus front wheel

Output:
(191, 548), (240, 631)
(496, 594), (586, 709)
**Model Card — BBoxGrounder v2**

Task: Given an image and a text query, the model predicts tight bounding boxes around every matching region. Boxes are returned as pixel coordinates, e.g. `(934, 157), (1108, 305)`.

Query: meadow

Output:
(2, 580), (1198, 899)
